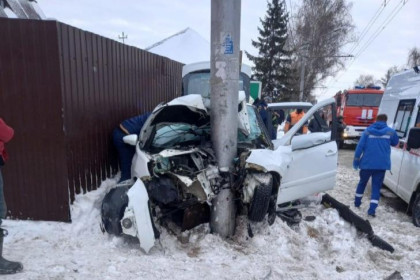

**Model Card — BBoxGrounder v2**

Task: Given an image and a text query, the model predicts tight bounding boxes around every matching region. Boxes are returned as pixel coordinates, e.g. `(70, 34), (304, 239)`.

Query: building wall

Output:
(0, 18), (183, 221)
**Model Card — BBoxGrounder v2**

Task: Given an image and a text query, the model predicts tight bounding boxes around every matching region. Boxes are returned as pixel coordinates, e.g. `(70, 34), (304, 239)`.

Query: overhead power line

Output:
(354, 0), (407, 59)
(347, 0), (391, 55)
(320, 0), (408, 97)
(345, 0), (399, 70)
(320, 1), (390, 94)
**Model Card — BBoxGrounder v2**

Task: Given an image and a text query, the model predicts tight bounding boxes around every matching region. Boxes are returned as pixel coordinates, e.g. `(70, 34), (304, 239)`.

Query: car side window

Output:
(308, 110), (330, 133)
(415, 106), (420, 128)
(291, 104), (335, 150)
(393, 99), (416, 138)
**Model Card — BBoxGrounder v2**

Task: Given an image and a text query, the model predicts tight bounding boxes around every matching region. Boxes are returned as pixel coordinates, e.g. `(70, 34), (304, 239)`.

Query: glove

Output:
(353, 159), (360, 170)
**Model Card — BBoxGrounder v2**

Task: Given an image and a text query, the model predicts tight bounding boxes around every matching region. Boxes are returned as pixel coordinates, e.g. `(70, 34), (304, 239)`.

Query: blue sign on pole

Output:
(223, 34), (233, 54)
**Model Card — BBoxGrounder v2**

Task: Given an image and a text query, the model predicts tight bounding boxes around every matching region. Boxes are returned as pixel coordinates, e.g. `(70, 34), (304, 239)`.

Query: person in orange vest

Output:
(284, 109), (308, 134)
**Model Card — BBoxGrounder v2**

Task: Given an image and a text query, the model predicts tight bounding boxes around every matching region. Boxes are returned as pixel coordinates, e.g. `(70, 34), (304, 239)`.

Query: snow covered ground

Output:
(1, 150), (419, 280)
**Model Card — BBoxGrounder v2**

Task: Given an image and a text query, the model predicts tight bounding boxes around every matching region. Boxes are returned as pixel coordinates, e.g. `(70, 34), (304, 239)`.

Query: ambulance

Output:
(378, 66), (420, 227)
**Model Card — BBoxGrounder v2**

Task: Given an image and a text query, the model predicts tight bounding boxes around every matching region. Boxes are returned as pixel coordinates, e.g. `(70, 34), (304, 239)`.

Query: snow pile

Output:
(146, 28), (210, 64)
(1, 150), (419, 279)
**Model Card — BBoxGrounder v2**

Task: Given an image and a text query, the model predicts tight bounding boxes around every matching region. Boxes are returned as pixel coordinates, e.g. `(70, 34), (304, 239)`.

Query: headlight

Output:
(122, 218), (133, 229)
(343, 132), (348, 138)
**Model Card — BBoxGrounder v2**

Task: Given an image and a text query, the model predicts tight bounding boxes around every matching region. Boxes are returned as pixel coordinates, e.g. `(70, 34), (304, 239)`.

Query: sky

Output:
(37, 0), (420, 101)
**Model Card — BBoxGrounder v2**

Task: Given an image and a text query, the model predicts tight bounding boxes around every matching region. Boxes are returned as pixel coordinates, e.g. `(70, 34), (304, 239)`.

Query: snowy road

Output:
(2, 149), (419, 280)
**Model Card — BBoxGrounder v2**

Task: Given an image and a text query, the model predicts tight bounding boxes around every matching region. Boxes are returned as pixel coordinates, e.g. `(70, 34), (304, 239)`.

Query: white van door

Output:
(396, 107), (420, 202)
(397, 145), (420, 203)
(384, 99), (417, 195)
(385, 144), (404, 193)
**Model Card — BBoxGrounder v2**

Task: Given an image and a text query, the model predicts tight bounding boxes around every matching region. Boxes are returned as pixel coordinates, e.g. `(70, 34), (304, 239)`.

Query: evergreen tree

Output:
(246, 0), (292, 102)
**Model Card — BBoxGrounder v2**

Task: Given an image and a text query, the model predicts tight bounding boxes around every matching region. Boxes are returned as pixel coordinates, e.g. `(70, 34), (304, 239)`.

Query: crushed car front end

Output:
(100, 94), (336, 253)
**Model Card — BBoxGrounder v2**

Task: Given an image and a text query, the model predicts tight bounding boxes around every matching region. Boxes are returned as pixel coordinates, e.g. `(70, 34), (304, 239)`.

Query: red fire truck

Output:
(335, 85), (384, 145)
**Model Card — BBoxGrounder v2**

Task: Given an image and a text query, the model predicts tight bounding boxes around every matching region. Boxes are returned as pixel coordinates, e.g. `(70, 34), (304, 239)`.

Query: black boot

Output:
(0, 228), (23, 274)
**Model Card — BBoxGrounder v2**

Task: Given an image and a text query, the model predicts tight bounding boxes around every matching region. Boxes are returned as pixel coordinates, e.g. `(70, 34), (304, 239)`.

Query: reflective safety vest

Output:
(284, 111), (308, 134)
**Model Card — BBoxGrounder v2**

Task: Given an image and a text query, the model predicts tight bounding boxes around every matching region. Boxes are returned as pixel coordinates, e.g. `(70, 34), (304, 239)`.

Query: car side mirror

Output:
(123, 134), (138, 146)
(406, 127), (420, 151)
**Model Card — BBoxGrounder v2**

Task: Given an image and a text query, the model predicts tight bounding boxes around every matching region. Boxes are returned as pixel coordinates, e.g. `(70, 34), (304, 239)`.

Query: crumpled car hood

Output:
(245, 145), (292, 176)
(138, 93), (250, 151)
(138, 95), (209, 150)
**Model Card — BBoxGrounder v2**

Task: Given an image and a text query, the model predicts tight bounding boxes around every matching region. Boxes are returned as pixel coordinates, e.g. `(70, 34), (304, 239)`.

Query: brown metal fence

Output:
(0, 18), (183, 222)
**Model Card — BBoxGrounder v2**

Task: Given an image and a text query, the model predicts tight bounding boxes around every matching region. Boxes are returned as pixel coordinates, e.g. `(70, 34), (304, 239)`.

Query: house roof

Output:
(146, 28), (210, 64)
(0, 0), (45, 19)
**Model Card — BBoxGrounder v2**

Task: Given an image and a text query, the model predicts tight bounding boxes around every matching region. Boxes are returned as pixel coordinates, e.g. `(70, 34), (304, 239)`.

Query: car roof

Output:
(182, 61), (252, 78)
(267, 102), (313, 110)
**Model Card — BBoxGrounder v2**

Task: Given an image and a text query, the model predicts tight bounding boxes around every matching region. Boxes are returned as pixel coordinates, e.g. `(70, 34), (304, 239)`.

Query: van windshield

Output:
(346, 93), (383, 107)
(183, 71), (245, 98)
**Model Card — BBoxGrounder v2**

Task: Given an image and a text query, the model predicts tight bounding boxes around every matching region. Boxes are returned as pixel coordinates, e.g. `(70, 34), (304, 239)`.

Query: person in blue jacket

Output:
(113, 112), (151, 182)
(353, 114), (399, 217)
(254, 98), (269, 128)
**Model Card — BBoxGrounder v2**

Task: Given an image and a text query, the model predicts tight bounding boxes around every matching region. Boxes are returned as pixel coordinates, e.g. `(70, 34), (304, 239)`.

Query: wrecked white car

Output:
(101, 93), (338, 253)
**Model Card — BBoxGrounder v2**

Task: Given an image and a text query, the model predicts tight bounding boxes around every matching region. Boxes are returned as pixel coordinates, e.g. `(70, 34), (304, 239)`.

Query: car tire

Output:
(101, 185), (130, 235)
(412, 193), (420, 227)
(248, 179), (273, 222)
(267, 196), (277, 226)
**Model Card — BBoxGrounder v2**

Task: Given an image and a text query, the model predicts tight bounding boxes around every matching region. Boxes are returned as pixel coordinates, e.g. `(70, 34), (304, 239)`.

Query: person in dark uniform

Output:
(336, 116), (347, 148)
(253, 98), (269, 129)
(271, 109), (285, 139)
(113, 113), (150, 182)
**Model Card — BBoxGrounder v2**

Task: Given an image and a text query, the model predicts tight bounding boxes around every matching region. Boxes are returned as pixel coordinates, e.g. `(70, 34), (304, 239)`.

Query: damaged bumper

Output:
(121, 179), (156, 253)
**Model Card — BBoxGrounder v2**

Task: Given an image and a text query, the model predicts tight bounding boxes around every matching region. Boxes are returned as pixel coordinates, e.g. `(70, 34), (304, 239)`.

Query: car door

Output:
(276, 100), (338, 205)
(397, 141), (420, 203)
(396, 106), (420, 203)
(384, 99), (417, 195)
(385, 144), (403, 193)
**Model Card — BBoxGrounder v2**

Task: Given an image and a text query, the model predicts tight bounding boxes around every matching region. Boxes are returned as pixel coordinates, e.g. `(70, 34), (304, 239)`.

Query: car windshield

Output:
(238, 105), (268, 145)
(150, 105), (268, 150)
(346, 93), (382, 107)
(152, 123), (210, 149)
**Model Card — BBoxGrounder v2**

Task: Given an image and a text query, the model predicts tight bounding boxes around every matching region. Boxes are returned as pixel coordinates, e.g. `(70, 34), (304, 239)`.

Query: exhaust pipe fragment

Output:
(321, 194), (394, 253)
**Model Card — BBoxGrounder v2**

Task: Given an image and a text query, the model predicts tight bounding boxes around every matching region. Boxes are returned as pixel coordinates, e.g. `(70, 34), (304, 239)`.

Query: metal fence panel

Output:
(0, 18), (183, 221)
(0, 19), (68, 221)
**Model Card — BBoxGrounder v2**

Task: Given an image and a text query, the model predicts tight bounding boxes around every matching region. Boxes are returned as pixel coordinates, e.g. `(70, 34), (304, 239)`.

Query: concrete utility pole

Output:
(209, 0), (241, 238)
(299, 55), (306, 101)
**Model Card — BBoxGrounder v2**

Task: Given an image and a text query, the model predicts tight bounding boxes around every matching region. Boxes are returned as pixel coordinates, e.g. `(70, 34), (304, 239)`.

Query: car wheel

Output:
(267, 196), (277, 226)
(101, 186), (130, 235)
(248, 179), (273, 222)
(413, 193), (420, 227)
